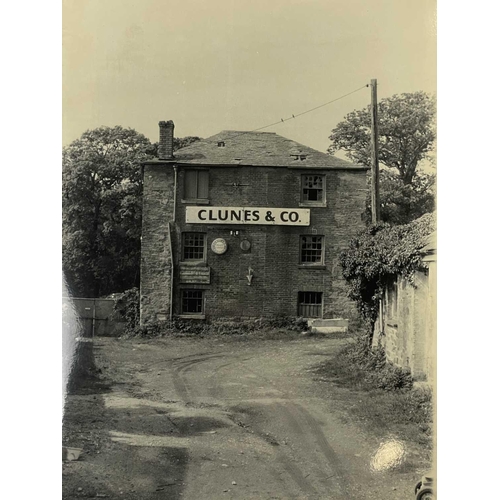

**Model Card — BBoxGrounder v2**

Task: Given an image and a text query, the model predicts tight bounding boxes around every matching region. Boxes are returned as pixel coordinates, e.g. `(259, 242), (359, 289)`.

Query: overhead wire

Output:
(218, 83), (370, 143)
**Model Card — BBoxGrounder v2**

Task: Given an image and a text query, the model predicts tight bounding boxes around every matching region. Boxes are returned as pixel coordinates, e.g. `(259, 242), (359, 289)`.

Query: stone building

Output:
(140, 120), (368, 324)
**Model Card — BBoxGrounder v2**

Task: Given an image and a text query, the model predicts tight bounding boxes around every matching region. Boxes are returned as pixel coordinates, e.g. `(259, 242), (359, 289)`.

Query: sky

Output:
(62, 0), (436, 153)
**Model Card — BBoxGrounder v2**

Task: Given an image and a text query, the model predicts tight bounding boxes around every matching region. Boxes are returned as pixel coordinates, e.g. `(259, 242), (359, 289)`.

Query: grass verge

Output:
(314, 333), (433, 448)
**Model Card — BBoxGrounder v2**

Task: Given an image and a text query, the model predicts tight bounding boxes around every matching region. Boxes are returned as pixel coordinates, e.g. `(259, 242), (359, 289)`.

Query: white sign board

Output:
(186, 206), (310, 226)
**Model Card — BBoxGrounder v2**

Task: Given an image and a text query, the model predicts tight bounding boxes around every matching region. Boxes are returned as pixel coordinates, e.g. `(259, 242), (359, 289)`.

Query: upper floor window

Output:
(182, 232), (206, 261)
(184, 169), (209, 200)
(300, 235), (325, 265)
(301, 174), (325, 205)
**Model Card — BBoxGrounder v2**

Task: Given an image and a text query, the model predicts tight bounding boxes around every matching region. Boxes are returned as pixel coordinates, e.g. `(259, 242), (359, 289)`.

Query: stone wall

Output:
(140, 164), (176, 323)
(377, 262), (436, 381)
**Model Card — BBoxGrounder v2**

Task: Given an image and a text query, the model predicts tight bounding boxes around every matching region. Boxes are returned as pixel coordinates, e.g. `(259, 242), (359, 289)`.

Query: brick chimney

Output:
(158, 120), (175, 160)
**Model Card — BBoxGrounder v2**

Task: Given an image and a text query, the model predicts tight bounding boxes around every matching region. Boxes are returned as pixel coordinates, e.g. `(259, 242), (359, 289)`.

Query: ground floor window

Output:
(181, 289), (204, 314)
(298, 291), (323, 317)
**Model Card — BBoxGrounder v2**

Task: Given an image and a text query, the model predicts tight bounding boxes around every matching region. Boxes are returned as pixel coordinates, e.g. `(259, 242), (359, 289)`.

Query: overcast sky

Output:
(63, 0), (436, 153)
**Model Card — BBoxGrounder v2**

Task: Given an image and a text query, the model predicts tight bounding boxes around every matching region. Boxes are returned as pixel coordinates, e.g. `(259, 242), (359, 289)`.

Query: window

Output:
(184, 169), (209, 200)
(298, 292), (323, 318)
(182, 289), (204, 314)
(182, 233), (206, 261)
(300, 235), (324, 265)
(301, 174), (325, 204)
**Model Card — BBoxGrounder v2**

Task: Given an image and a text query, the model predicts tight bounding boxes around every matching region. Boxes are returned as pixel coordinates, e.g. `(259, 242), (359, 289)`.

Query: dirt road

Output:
(63, 336), (429, 499)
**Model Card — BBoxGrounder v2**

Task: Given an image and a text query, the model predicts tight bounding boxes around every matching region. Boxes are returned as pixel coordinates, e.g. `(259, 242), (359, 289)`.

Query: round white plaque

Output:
(211, 238), (228, 255)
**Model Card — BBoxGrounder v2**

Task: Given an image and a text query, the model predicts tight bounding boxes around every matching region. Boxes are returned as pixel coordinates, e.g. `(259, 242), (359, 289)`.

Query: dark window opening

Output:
(298, 292), (323, 318)
(217, 141), (225, 147)
(182, 290), (204, 314)
(184, 170), (209, 200)
(182, 233), (206, 260)
(300, 235), (324, 264)
(301, 175), (325, 203)
(387, 280), (398, 321)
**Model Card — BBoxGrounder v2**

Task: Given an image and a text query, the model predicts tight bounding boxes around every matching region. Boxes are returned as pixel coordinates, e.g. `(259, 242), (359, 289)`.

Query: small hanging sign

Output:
(211, 238), (228, 255)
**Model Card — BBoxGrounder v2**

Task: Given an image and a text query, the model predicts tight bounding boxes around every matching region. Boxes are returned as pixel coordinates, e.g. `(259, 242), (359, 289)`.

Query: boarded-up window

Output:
(185, 170), (209, 200)
(298, 292), (323, 318)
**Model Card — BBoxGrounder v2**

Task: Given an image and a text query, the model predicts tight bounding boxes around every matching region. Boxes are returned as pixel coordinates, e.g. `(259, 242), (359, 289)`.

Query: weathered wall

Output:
(141, 163), (367, 323)
(378, 262), (436, 381)
(140, 164), (175, 323)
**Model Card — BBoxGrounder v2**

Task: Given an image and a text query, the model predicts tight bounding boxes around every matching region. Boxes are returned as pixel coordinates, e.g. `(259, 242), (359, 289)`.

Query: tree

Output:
(365, 169), (436, 225)
(63, 127), (201, 298)
(63, 126), (155, 297)
(328, 91), (436, 185)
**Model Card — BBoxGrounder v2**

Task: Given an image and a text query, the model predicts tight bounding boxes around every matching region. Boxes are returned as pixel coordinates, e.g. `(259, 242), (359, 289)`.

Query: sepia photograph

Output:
(61, 1), (441, 498)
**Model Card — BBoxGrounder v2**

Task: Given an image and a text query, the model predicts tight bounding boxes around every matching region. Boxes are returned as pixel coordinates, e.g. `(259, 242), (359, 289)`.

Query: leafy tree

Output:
(328, 91), (436, 185)
(63, 126), (155, 297)
(364, 169), (436, 225)
(63, 127), (201, 298)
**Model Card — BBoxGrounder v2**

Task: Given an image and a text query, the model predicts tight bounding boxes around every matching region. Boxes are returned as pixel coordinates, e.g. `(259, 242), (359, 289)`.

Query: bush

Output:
(113, 288), (140, 330)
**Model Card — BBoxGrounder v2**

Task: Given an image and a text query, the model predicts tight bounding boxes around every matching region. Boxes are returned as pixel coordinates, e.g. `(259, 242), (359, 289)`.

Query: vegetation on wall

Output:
(339, 212), (436, 329)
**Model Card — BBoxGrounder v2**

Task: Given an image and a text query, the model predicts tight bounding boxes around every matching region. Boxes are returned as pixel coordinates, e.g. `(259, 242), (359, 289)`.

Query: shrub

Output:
(113, 288), (140, 330)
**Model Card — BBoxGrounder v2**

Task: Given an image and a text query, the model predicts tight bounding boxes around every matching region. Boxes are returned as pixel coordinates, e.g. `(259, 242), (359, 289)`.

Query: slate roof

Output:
(150, 131), (367, 170)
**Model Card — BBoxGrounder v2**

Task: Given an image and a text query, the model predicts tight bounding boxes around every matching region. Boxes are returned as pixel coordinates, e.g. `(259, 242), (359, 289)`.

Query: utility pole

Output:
(370, 79), (383, 338)
(370, 79), (380, 223)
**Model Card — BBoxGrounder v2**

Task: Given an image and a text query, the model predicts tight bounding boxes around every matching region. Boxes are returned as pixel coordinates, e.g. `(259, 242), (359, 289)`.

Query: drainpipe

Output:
(169, 165), (178, 321)
(172, 165), (178, 223)
(168, 222), (174, 322)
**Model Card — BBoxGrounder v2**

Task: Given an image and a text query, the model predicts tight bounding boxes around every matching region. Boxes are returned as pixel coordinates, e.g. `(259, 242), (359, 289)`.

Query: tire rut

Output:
(171, 354), (227, 401)
(279, 402), (354, 498)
